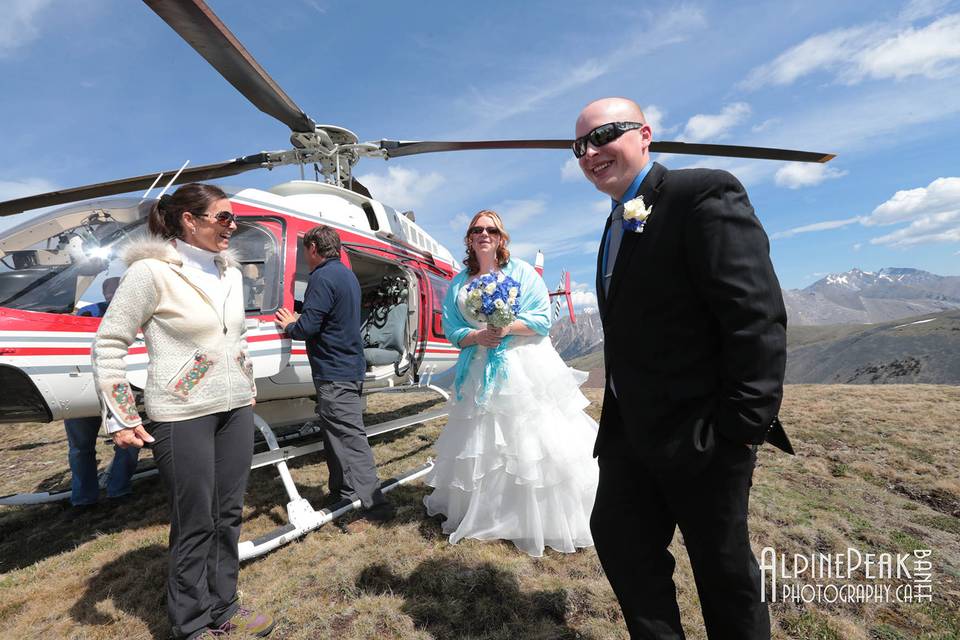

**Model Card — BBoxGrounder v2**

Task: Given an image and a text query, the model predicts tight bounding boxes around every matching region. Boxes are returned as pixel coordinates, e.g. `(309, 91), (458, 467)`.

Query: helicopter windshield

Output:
(0, 214), (147, 314)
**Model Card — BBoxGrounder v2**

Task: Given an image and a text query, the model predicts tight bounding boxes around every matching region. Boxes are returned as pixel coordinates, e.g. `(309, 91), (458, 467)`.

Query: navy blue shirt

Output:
(285, 257), (366, 382)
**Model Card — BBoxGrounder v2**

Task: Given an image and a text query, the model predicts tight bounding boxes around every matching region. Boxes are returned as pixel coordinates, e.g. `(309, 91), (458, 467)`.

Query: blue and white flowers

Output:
(464, 271), (521, 328)
(622, 195), (653, 233)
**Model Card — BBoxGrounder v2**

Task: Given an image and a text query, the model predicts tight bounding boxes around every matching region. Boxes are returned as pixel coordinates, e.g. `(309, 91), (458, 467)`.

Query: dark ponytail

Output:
(148, 183), (228, 239)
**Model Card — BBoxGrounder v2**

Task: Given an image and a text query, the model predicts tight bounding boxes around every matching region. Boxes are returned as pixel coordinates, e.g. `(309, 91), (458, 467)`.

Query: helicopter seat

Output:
(362, 303), (407, 367)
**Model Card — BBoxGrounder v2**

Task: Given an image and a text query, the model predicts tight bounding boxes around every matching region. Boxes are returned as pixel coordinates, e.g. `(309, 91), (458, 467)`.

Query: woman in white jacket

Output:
(92, 183), (273, 640)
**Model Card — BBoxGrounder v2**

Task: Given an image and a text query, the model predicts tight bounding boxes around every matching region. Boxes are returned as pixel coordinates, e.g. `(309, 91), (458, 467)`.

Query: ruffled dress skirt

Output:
(423, 334), (599, 557)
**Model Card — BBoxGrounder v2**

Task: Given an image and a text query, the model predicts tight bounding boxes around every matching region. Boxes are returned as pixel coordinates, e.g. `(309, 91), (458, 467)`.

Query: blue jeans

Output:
(64, 416), (140, 505)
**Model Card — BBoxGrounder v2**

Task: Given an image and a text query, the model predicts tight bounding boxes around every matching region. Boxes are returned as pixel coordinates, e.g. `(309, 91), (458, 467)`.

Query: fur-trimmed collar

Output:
(122, 235), (240, 274)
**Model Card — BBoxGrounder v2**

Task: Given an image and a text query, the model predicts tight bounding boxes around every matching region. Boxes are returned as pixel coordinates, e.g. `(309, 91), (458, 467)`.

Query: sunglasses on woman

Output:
(469, 226), (501, 236)
(197, 211), (237, 227)
(572, 121), (645, 158)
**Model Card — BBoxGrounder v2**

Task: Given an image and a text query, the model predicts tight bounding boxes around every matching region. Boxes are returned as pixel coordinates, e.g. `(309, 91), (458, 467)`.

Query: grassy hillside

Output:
(1, 386), (958, 639)
(786, 311), (960, 384)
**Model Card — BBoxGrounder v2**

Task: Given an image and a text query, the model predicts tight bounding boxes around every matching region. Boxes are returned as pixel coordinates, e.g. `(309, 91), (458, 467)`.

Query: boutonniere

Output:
(622, 195), (653, 233)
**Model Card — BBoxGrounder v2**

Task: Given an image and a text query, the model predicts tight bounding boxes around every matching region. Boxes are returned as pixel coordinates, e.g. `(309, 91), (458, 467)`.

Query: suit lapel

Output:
(595, 214), (612, 318)
(606, 162), (667, 306)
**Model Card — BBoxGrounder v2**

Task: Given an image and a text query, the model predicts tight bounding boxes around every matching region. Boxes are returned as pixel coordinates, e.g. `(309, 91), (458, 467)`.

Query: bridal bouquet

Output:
(464, 271), (521, 328)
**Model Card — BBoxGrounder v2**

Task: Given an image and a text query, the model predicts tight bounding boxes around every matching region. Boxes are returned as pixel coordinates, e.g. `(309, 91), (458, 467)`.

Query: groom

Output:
(577, 97), (792, 639)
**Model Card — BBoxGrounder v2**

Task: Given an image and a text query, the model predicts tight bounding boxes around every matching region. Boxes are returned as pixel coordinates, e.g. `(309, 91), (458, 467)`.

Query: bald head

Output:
(575, 97), (653, 199)
(576, 97), (646, 134)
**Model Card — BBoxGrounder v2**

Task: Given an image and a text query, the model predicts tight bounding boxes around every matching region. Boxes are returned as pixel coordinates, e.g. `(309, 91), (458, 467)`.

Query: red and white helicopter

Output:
(0, 0), (833, 559)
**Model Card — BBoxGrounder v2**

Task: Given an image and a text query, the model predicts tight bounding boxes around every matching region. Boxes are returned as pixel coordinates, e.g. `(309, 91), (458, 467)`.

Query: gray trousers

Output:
(314, 380), (386, 508)
(150, 405), (254, 640)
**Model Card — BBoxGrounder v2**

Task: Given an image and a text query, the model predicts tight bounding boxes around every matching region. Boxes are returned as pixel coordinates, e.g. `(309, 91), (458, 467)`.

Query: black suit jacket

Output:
(594, 162), (791, 462)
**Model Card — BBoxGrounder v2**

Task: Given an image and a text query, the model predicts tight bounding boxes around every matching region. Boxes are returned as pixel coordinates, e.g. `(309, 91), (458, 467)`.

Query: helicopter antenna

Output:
(155, 159), (191, 200)
(140, 172), (165, 203)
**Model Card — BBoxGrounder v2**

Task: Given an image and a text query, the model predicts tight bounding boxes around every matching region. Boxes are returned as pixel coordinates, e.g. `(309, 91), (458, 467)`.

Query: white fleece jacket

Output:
(92, 236), (256, 430)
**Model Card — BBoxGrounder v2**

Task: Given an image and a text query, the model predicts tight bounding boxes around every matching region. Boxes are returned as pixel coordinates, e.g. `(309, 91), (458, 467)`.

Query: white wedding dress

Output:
(423, 287), (600, 557)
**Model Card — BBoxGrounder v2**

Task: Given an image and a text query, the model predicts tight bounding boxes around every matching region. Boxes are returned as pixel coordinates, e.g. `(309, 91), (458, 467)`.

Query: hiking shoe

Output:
(219, 607), (275, 637)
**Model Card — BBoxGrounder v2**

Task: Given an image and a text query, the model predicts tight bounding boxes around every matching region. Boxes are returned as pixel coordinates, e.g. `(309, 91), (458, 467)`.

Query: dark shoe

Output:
(359, 501), (396, 523)
(219, 606), (275, 637)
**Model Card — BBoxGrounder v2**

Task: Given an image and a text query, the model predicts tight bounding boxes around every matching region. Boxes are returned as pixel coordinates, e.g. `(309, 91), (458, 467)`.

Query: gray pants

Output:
(150, 405), (254, 640)
(314, 380), (386, 508)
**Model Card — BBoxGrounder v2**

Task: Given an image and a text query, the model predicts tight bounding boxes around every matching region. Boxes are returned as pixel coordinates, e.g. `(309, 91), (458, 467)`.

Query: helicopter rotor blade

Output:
(143, 0), (315, 134)
(0, 155), (272, 217)
(379, 139), (835, 163)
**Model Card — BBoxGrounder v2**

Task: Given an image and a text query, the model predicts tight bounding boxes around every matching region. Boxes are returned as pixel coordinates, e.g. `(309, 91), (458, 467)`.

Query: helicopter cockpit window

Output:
(230, 221), (281, 314)
(0, 215), (147, 315)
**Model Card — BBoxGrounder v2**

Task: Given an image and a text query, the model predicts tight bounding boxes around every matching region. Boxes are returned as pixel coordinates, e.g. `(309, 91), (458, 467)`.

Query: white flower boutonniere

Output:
(622, 195), (653, 233)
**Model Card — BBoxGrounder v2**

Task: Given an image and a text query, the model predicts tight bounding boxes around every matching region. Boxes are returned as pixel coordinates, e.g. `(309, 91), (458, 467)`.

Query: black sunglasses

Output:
(572, 121), (645, 158)
(197, 211), (237, 227)
(469, 225), (501, 236)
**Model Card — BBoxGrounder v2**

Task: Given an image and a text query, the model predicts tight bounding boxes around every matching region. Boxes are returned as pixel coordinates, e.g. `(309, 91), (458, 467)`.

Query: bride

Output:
(422, 209), (599, 557)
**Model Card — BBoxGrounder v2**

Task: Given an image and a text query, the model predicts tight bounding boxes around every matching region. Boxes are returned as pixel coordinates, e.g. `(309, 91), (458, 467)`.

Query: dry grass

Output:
(0, 385), (958, 639)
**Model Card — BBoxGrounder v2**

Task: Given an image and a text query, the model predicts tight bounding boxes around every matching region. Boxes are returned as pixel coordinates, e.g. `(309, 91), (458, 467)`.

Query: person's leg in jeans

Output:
(64, 417), (101, 506)
(104, 439), (140, 499)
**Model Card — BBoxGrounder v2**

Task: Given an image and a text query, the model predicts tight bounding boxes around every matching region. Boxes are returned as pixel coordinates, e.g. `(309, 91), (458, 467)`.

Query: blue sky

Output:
(2, 0), (959, 309)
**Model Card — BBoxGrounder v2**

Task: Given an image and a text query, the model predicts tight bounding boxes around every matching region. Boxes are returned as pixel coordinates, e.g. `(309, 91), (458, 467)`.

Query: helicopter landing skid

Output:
(239, 408), (445, 560)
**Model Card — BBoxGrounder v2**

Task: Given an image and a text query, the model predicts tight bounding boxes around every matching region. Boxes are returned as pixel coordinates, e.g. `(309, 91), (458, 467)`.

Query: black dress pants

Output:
(151, 405), (254, 640)
(591, 419), (769, 639)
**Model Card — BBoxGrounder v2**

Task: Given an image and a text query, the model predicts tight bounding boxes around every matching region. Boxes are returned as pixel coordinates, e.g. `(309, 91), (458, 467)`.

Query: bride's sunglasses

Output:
(572, 121), (645, 158)
(196, 211), (237, 227)
(469, 225), (501, 236)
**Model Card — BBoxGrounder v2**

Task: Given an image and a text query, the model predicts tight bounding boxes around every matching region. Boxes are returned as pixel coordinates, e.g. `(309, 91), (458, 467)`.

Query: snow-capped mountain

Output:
(784, 268), (960, 325)
(549, 307), (603, 360)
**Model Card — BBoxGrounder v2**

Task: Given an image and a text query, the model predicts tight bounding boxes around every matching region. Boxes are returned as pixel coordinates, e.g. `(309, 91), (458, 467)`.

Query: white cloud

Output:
(741, 13), (960, 89)
(567, 279), (598, 312)
(863, 177), (960, 225)
(740, 25), (878, 89)
(681, 103), (751, 142)
(355, 166), (444, 211)
(459, 7), (706, 128)
(900, 0), (951, 21)
(591, 199), (610, 214)
(448, 211), (470, 232)
(569, 289), (598, 310)
(855, 14), (960, 82)
(853, 243), (862, 251)
(0, 0), (52, 57)
(643, 104), (675, 136)
(492, 198), (546, 226)
(771, 176), (960, 248)
(864, 176), (960, 247)
(751, 118), (780, 133)
(771, 217), (862, 240)
(774, 162), (849, 189)
(0, 176), (59, 233)
(561, 157), (585, 182)
(869, 211), (960, 246)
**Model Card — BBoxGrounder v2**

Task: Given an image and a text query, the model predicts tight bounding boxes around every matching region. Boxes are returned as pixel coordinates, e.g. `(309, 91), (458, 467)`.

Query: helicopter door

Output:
(231, 217), (285, 378)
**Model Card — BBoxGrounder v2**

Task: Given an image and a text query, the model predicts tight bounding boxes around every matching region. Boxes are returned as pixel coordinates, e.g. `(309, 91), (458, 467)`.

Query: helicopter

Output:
(0, 0), (834, 559)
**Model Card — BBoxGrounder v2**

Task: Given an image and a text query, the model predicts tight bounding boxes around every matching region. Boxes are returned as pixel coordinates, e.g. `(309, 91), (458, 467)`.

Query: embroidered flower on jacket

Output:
(111, 382), (140, 422)
(622, 195), (653, 233)
(172, 352), (213, 398)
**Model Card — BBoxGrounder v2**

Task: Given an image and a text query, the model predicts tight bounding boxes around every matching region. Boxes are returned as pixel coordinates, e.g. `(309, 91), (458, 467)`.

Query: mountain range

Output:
(554, 267), (960, 384)
(782, 267), (960, 325)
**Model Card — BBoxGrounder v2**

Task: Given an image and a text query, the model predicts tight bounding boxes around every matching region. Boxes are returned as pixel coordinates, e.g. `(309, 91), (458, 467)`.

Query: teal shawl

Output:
(442, 258), (552, 405)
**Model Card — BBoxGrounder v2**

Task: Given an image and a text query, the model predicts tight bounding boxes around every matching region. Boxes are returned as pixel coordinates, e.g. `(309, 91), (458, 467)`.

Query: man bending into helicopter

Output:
(275, 225), (396, 523)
